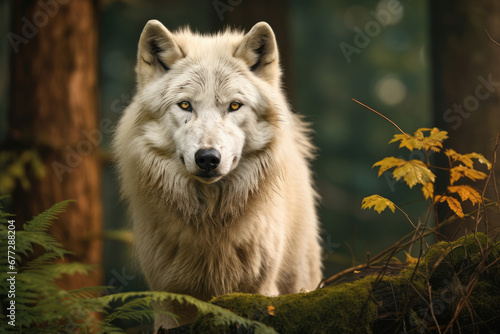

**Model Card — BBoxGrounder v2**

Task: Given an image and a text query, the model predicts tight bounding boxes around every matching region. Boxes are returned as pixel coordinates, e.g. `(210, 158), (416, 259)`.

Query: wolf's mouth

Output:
(195, 171), (222, 183)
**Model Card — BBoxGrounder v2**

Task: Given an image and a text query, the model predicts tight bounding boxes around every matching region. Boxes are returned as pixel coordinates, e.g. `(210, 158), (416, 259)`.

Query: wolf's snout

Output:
(195, 148), (221, 171)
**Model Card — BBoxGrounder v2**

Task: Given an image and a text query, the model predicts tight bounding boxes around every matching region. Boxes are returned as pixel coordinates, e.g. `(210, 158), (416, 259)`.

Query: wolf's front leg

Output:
(258, 282), (280, 297)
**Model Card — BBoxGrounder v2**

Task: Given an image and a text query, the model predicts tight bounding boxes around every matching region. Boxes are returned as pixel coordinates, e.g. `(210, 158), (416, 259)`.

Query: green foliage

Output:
(0, 150), (45, 195)
(0, 199), (100, 332)
(0, 200), (272, 333)
(99, 291), (276, 333)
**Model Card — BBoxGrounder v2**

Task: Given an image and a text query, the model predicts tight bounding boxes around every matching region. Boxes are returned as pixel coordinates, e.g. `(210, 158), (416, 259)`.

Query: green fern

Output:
(0, 200), (276, 333)
(0, 200), (101, 332)
(98, 291), (277, 333)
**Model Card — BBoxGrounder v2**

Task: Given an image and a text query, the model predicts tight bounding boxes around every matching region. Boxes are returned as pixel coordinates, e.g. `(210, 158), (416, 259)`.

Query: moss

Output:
(190, 233), (499, 333)
(193, 276), (379, 333)
(406, 233), (499, 288)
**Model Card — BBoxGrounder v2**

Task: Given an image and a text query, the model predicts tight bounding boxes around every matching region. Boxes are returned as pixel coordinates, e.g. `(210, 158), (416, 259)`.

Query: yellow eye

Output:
(178, 101), (192, 111)
(229, 101), (242, 112)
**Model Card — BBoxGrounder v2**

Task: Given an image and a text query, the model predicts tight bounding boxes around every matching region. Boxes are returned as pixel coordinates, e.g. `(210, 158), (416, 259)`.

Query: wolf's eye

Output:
(178, 101), (192, 111)
(229, 101), (242, 112)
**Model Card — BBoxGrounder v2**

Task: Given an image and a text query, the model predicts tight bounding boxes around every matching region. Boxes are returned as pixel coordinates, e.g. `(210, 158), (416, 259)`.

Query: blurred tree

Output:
(8, 0), (102, 290)
(430, 1), (500, 239)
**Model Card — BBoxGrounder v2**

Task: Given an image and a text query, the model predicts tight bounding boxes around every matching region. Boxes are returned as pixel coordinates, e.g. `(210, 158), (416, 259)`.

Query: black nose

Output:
(195, 148), (221, 171)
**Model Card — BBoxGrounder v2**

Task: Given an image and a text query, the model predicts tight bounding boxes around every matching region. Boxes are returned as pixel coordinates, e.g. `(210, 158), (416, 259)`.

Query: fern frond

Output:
(68, 285), (113, 299)
(99, 291), (277, 333)
(23, 200), (75, 232)
(13, 231), (69, 259)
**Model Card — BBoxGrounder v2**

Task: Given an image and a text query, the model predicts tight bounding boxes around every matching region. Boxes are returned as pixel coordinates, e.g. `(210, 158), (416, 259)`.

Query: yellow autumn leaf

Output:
(267, 305), (276, 316)
(445, 149), (491, 170)
(389, 134), (417, 151)
(446, 196), (464, 218)
(389, 128), (448, 152)
(446, 149), (472, 168)
(421, 181), (434, 200)
(361, 195), (396, 214)
(448, 185), (481, 205)
(449, 166), (487, 185)
(434, 195), (445, 203)
(424, 128), (448, 152)
(373, 158), (436, 189)
(373, 157), (407, 177)
(404, 251), (418, 264)
(392, 159), (436, 188)
(434, 195), (464, 218)
(464, 152), (492, 170)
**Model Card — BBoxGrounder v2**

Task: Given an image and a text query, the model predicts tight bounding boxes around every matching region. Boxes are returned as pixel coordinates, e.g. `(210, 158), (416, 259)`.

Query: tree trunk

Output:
(430, 0), (500, 239)
(8, 0), (102, 290)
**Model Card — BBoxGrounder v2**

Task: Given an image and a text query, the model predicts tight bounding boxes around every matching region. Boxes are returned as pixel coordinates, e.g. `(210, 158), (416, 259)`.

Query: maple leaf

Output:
(389, 134), (418, 151)
(448, 185), (481, 205)
(423, 128), (449, 152)
(421, 181), (434, 200)
(464, 152), (492, 170)
(446, 149), (472, 168)
(449, 165), (487, 185)
(389, 128), (448, 152)
(373, 157), (407, 176)
(434, 195), (464, 218)
(361, 195), (396, 214)
(392, 159), (436, 188)
(445, 149), (492, 170)
(374, 158), (435, 189)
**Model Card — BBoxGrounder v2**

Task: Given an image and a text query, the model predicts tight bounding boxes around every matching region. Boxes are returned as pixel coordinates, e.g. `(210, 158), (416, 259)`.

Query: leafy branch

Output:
(361, 126), (491, 225)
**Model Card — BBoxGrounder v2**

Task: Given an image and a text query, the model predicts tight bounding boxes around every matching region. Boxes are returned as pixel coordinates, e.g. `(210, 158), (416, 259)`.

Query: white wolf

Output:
(113, 20), (322, 329)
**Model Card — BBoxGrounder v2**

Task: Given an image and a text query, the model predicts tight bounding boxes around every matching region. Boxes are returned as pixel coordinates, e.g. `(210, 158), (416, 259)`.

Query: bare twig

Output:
(442, 263), (483, 334)
(344, 241), (356, 267)
(491, 131), (500, 206)
(395, 205), (429, 248)
(486, 29), (500, 47)
(319, 263), (373, 287)
(428, 282), (442, 334)
(352, 99), (407, 135)
(474, 131), (499, 254)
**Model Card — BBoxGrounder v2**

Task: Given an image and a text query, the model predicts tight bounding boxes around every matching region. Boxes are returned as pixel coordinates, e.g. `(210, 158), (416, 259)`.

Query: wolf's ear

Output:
(136, 20), (184, 88)
(235, 22), (280, 85)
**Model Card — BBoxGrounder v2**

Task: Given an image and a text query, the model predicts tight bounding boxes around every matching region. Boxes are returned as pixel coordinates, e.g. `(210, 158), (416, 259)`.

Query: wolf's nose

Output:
(195, 148), (221, 171)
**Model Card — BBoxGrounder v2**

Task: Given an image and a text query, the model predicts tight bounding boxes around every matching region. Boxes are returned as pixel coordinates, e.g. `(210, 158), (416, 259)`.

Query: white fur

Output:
(113, 20), (322, 329)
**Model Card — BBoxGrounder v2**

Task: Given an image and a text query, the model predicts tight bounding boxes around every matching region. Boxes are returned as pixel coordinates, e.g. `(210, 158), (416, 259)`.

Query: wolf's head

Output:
(132, 20), (282, 184)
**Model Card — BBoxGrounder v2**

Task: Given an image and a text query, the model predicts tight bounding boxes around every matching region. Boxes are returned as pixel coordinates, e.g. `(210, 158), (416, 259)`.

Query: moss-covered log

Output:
(167, 233), (500, 333)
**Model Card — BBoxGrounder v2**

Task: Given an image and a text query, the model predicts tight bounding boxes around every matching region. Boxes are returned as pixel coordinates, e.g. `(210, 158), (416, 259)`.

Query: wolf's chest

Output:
(165, 230), (266, 296)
